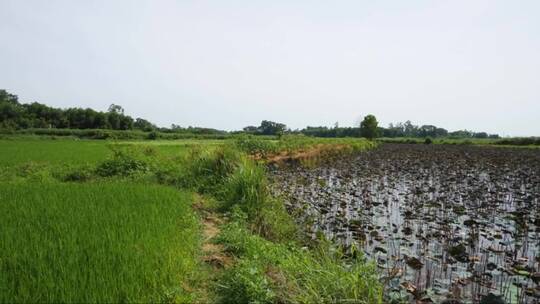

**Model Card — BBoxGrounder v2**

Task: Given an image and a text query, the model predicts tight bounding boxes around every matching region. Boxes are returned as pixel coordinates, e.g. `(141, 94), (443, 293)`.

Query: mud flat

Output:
(271, 144), (540, 304)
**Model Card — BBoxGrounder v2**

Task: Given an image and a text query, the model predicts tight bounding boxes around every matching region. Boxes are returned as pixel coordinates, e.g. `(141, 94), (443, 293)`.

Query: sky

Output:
(1, 0), (539, 136)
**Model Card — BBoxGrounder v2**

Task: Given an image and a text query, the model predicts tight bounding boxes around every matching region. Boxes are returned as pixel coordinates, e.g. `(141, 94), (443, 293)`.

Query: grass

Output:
(0, 136), (383, 303)
(0, 138), (222, 167)
(216, 210), (383, 304)
(0, 139), (112, 166)
(232, 134), (376, 166)
(0, 181), (202, 303)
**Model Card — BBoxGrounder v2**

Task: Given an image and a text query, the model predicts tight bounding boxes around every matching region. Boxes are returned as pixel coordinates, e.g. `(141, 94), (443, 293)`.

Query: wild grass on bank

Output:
(233, 134), (376, 165)
(216, 209), (383, 304)
(162, 140), (383, 303)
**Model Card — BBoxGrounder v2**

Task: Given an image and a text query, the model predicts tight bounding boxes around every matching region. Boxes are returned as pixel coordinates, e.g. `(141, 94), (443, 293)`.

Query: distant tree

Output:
(134, 118), (156, 131)
(108, 104), (124, 115)
(243, 126), (259, 133)
(473, 132), (488, 139)
(360, 114), (379, 139)
(0, 90), (19, 104)
(449, 130), (473, 138)
(118, 115), (134, 130)
(259, 120), (287, 135)
(403, 120), (418, 137)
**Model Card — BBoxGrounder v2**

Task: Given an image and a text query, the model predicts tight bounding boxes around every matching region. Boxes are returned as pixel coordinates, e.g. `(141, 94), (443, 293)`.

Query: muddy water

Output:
(270, 144), (540, 304)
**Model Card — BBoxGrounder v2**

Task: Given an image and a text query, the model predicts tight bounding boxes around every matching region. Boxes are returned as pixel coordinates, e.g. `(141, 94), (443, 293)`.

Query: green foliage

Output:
(62, 165), (94, 182)
(0, 182), (201, 303)
(134, 118), (156, 131)
(216, 210), (383, 304)
(147, 131), (159, 140)
(233, 135), (277, 156)
(360, 114), (379, 139)
(0, 91), (135, 130)
(222, 158), (267, 215)
(1, 128), (230, 140)
(232, 134), (375, 158)
(243, 120), (287, 135)
(424, 137), (433, 144)
(95, 148), (149, 177)
(175, 146), (243, 193)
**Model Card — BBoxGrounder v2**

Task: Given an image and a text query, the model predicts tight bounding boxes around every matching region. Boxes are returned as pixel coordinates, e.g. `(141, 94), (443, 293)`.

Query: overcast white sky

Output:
(1, 0), (539, 136)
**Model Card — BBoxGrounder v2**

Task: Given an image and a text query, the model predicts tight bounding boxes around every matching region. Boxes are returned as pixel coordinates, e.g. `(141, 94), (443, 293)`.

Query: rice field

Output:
(0, 181), (200, 303)
(0, 138), (221, 167)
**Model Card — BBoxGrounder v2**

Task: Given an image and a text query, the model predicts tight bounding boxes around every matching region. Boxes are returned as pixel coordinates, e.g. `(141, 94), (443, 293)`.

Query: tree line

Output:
(1, 89), (500, 139)
(0, 90), (224, 135)
(242, 115), (499, 139)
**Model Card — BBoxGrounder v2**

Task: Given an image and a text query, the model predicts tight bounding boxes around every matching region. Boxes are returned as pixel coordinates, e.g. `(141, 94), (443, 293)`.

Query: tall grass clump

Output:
(0, 182), (201, 303)
(168, 145), (242, 193)
(216, 209), (383, 304)
(95, 147), (151, 177)
(220, 158), (297, 241)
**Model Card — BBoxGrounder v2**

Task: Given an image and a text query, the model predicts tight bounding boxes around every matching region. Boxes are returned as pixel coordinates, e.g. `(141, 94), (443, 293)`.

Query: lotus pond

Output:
(271, 144), (540, 304)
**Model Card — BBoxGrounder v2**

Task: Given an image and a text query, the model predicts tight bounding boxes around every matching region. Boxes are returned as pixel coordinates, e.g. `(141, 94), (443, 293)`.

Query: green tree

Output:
(0, 90), (19, 104)
(259, 120), (286, 135)
(108, 104), (124, 115)
(134, 118), (156, 131)
(360, 114), (379, 139)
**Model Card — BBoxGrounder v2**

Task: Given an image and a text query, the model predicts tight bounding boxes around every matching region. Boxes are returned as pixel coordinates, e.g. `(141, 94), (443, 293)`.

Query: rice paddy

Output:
(0, 182), (200, 303)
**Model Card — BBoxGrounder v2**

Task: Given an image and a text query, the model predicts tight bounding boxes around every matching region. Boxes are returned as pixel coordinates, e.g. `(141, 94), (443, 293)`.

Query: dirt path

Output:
(200, 213), (232, 269)
(189, 195), (233, 302)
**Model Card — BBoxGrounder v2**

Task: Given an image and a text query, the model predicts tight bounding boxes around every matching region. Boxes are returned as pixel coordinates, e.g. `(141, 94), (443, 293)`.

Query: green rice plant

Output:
(0, 139), (112, 166)
(0, 181), (202, 303)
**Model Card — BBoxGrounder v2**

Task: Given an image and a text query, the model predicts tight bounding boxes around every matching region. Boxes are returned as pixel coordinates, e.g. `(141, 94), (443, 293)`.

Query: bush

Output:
(95, 149), (149, 177)
(232, 135), (276, 156)
(147, 131), (159, 140)
(62, 166), (94, 182)
(424, 137), (433, 144)
(180, 146), (242, 193)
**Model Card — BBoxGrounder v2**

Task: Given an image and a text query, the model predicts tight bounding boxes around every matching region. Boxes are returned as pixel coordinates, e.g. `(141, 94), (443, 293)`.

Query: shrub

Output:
(62, 166), (94, 182)
(95, 149), (148, 177)
(232, 135), (276, 156)
(181, 146), (242, 193)
(147, 131), (159, 140)
(424, 137), (433, 144)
